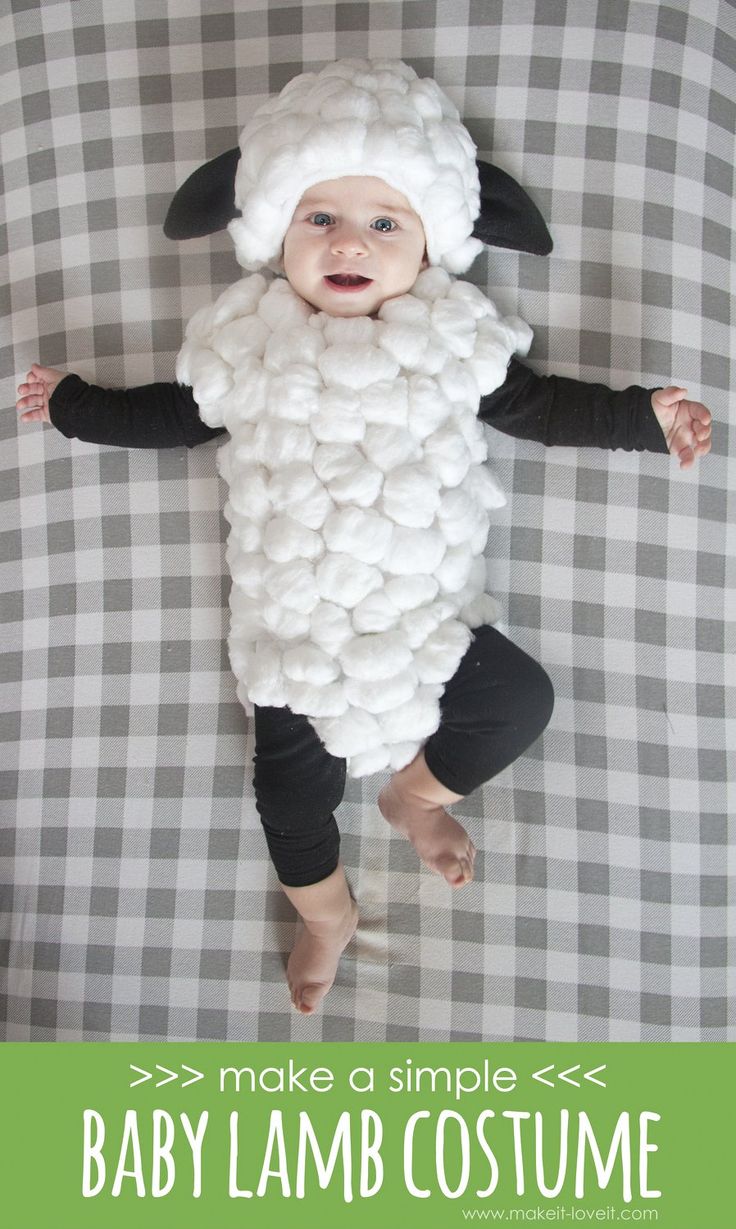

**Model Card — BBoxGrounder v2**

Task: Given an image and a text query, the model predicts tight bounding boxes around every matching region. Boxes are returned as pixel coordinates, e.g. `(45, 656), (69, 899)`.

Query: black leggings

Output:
(252, 624), (554, 887)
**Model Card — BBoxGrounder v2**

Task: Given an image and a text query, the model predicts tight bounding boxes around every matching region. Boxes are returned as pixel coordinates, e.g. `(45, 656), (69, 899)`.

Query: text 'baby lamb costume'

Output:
(167, 58), (553, 778)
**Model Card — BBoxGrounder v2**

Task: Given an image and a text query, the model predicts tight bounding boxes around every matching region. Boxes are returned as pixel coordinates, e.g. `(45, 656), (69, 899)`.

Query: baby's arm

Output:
(481, 360), (712, 468)
(16, 362), (226, 450)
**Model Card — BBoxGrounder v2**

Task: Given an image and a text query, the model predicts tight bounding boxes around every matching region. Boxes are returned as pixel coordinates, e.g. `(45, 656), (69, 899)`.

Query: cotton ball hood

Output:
(227, 58), (485, 275)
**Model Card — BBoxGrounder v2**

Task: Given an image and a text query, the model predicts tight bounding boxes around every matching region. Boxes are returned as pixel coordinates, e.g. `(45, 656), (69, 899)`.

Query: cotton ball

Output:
(359, 378), (409, 425)
(282, 643), (340, 684)
(383, 742), (420, 772)
(437, 358), (480, 406)
(378, 294), (430, 326)
(378, 688), (444, 742)
(228, 464), (271, 521)
(381, 464), (440, 528)
(434, 544), (474, 593)
(212, 315), (271, 367)
(471, 513), (491, 554)
(339, 631), (413, 681)
(246, 641), (287, 707)
(361, 424), (422, 471)
(262, 516), (322, 563)
(430, 298), (477, 358)
(263, 560), (319, 613)
(319, 343), (399, 390)
(268, 463), (333, 530)
(407, 375), (452, 438)
(235, 679), (255, 717)
(465, 465), (507, 511)
(312, 387), (366, 443)
(384, 573), (439, 611)
(211, 272), (269, 326)
(323, 507), (393, 564)
(414, 620), (472, 683)
(257, 278), (312, 330)
(253, 419), (315, 468)
(466, 316), (532, 395)
(454, 403), (488, 463)
(227, 637), (253, 681)
(267, 365), (321, 423)
(348, 745), (391, 777)
(228, 360), (270, 421)
(459, 592), (503, 628)
(228, 382), (265, 434)
(453, 555), (491, 616)
(264, 323), (325, 374)
(400, 602), (449, 649)
(313, 443), (363, 484)
(315, 553), (383, 608)
(285, 679), (348, 718)
(437, 487), (482, 545)
(227, 591), (263, 640)
(380, 322), (434, 372)
(411, 266), (453, 301)
(344, 668), (417, 713)
(180, 302), (216, 347)
(385, 526), (446, 576)
(423, 428), (471, 486)
(447, 278), (497, 320)
(231, 423), (256, 462)
(224, 510), (262, 552)
(316, 707), (384, 757)
(351, 590), (400, 633)
(187, 348), (233, 409)
(260, 602), (310, 640)
(323, 315), (376, 345)
(216, 445), (233, 486)
(328, 464), (384, 507)
(310, 601), (353, 652)
(229, 550), (267, 598)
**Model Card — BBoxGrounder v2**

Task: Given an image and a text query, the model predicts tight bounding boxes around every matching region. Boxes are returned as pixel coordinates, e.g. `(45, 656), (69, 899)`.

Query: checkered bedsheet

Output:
(1, 0), (732, 1040)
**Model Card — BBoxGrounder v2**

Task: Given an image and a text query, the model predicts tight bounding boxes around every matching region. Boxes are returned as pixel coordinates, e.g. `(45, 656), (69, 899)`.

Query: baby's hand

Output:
(16, 363), (67, 425)
(651, 387), (712, 470)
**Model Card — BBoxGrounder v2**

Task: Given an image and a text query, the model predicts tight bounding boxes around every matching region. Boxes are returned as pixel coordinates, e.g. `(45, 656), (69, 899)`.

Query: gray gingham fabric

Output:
(1, 0), (732, 1041)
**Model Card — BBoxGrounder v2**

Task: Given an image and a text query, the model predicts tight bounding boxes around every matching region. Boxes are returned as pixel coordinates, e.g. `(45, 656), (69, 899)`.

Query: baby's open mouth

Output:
(325, 274), (372, 286)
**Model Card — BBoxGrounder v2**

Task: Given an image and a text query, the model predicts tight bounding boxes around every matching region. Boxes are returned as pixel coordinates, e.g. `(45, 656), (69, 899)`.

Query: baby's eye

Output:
(372, 217), (396, 232)
(309, 212), (334, 226)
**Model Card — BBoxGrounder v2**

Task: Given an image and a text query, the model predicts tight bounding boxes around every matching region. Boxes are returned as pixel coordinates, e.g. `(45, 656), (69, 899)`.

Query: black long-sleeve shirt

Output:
(48, 359), (669, 455)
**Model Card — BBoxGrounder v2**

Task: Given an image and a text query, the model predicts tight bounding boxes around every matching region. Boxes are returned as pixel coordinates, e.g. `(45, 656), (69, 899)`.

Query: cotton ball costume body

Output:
(168, 59), (552, 778)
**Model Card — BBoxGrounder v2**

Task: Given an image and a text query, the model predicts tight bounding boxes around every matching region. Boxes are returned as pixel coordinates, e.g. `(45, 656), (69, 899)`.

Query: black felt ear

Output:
(163, 146), (241, 239)
(472, 160), (552, 255)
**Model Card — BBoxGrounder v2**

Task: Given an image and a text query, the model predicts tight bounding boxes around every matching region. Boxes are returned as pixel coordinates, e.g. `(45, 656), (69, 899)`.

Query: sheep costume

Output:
(167, 58), (552, 778)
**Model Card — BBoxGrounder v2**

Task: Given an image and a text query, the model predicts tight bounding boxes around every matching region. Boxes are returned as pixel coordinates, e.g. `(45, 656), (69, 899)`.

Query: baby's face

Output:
(280, 176), (428, 317)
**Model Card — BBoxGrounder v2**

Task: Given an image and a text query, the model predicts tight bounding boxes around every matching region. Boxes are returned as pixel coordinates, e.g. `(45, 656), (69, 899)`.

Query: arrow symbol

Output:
(129, 1064), (205, 1088)
(532, 1064), (555, 1087)
(129, 1065), (152, 1088)
(181, 1065), (204, 1087)
(584, 1065), (607, 1087)
(558, 1064), (581, 1087)
(155, 1065), (178, 1086)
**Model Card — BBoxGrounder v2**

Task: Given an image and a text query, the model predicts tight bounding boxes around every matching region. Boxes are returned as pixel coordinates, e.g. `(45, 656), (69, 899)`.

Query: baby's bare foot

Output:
(378, 779), (476, 887)
(287, 899), (359, 1014)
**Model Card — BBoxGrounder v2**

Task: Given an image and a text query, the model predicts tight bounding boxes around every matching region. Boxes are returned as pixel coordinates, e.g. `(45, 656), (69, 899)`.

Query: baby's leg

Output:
(378, 752), (473, 887)
(280, 864), (358, 1014)
(380, 625), (554, 886)
(253, 705), (355, 1014)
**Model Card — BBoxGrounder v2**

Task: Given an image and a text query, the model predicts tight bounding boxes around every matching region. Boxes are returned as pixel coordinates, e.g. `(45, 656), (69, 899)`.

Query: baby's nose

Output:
(330, 224), (367, 256)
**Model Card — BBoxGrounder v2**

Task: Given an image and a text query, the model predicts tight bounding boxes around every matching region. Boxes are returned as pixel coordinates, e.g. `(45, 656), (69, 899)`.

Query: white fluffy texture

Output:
(227, 58), (485, 275)
(177, 266), (532, 776)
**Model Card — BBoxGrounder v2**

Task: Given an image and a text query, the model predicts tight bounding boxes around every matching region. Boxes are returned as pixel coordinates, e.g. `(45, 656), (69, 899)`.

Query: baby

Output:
(17, 60), (712, 1016)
